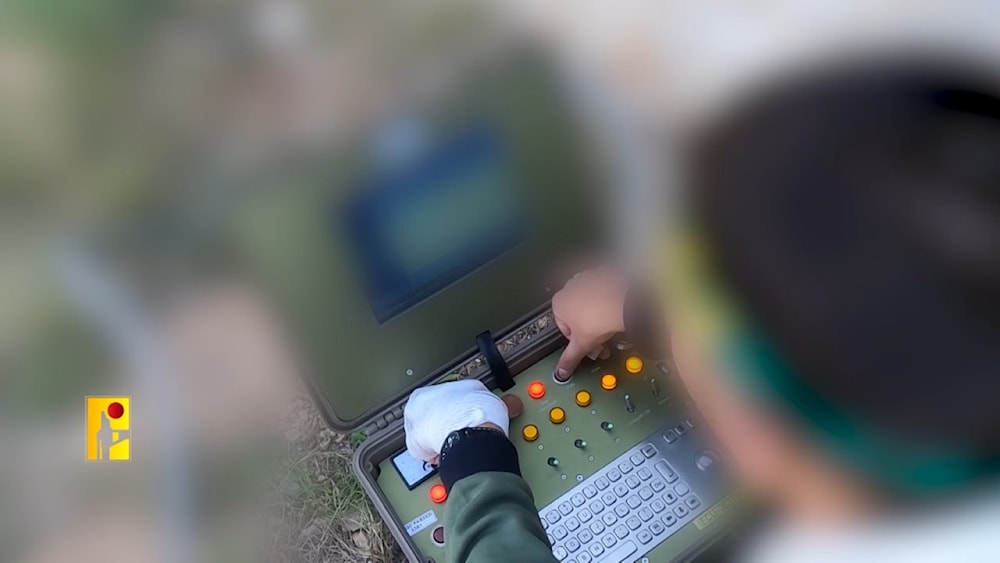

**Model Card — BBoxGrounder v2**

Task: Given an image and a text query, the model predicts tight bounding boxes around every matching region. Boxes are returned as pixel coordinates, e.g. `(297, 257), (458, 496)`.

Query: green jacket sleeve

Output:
(444, 471), (556, 563)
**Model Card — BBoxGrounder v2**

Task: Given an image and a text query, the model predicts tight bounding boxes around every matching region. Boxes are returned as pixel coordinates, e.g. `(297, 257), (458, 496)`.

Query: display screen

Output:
(343, 126), (522, 323)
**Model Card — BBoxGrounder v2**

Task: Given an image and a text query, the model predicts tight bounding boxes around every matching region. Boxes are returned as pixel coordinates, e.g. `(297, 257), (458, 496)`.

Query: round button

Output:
(431, 525), (445, 546)
(625, 356), (644, 374)
(601, 374), (618, 391)
(527, 381), (546, 399)
(429, 483), (448, 504)
(575, 390), (592, 407)
(549, 407), (566, 424)
(501, 394), (523, 418)
(696, 450), (719, 472)
(522, 424), (539, 442)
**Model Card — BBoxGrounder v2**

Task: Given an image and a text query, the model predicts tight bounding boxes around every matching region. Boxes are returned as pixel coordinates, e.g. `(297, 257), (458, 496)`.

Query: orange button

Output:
(429, 483), (448, 504)
(625, 356), (644, 374)
(527, 381), (546, 399)
(575, 390), (592, 407)
(601, 373), (618, 391)
(522, 424), (539, 441)
(549, 407), (566, 424)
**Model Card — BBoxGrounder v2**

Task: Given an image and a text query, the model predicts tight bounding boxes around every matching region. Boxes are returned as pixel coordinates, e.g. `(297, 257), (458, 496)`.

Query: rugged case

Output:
(350, 305), (564, 563)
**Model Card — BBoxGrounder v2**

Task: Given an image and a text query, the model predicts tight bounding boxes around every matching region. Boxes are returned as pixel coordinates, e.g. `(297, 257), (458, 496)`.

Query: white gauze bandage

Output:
(403, 379), (510, 463)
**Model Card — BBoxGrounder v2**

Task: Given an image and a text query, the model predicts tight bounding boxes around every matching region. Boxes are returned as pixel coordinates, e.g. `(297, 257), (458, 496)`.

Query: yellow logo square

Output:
(86, 396), (131, 461)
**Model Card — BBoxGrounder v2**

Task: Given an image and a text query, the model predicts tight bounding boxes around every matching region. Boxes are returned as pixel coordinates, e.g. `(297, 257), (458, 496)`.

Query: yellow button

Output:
(549, 407), (566, 424)
(522, 424), (539, 442)
(625, 356), (644, 374)
(575, 390), (592, 407)
(601, 373), (618, 391)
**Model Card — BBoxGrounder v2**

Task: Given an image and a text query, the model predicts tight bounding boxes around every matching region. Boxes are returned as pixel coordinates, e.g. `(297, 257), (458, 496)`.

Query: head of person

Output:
(667, 55), (1000, 518)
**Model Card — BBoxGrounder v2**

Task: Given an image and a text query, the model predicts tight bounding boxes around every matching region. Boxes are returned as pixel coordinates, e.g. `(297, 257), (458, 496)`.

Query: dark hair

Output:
(695, 58), (1000, 461)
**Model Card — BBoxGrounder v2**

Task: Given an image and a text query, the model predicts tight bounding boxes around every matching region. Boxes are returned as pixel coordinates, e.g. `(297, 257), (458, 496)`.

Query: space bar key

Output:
(604, 540), (637, 562)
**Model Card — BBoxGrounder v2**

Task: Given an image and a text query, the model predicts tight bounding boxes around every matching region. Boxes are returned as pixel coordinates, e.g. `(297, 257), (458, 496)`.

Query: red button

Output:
(527, 381), (546, 399)
(429, 483), (447, 504)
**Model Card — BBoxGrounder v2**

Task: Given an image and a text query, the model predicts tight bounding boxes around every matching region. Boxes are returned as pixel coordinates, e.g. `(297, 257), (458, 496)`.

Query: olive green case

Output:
(226, 48), (740, 562)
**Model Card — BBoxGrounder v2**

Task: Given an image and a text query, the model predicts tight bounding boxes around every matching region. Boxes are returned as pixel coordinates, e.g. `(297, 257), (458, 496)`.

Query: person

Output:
(403, 59), (1000, 563)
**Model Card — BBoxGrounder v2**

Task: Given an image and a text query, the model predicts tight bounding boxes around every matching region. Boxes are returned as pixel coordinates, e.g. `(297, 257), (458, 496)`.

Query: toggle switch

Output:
(547, 457), (560, 467)
(601, 421), (615, 431)
(574, 439), (587, 449)
(624, 394), (635, 413)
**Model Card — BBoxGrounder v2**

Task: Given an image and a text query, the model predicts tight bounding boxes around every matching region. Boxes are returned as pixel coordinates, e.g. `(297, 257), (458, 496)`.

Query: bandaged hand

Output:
(404, 379), (510, 464)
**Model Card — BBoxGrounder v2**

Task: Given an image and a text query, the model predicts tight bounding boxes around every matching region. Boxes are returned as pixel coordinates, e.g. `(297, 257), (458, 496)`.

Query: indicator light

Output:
(575, 390), (592, 407)
(601, 374), (618, 391)
(625, 356), (644, 374)
(527, 381), (546, 399)
(549, 407), (566, 424)
(429, 483), (448, 503)
(522, 424), (539, 442)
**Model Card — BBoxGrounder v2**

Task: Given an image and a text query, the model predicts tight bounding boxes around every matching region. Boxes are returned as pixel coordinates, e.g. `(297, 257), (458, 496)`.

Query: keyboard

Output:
(537, 421), (721, 563)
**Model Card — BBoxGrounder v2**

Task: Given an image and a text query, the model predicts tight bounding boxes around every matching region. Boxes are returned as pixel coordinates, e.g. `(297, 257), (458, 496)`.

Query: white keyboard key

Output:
(604, 539), (638, 563)
(655, 461), (678, 483)
(566, 537), (581, 553)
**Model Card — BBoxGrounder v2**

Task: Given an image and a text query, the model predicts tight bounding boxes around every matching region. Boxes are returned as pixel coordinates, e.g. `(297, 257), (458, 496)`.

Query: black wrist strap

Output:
(438, 427), (521, 492)
(476, 330), (515, 391)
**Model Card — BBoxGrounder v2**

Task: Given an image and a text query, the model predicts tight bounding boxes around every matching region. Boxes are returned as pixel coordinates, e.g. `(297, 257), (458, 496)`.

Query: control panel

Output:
(376, 348), (734, 562)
